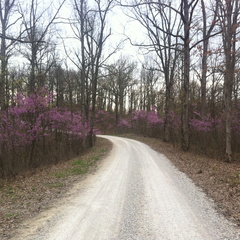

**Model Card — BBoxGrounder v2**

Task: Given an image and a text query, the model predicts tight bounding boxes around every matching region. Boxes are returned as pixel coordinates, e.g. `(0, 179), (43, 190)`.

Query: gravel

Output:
(12, 136), (240, 240)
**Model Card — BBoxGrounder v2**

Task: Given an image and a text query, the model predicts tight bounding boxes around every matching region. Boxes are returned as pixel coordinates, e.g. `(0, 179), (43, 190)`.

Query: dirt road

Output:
(13, 136), (239, 240)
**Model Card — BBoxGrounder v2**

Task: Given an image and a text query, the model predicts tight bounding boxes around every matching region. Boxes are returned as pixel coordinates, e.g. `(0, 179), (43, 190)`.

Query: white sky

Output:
(8, 0), (148, 71)
(56, 0), (147, 67)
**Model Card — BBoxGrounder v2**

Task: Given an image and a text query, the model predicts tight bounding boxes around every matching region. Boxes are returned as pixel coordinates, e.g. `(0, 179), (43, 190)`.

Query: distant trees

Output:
(102, 58), (136, 124)
(139, 63), (159, 112)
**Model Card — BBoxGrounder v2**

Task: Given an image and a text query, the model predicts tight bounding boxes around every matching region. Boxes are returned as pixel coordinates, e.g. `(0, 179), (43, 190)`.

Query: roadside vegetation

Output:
(0, 137), (112, 240)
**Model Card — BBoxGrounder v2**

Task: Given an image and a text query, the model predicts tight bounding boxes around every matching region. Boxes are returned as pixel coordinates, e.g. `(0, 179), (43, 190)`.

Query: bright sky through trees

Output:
(52, 0), (146, 67)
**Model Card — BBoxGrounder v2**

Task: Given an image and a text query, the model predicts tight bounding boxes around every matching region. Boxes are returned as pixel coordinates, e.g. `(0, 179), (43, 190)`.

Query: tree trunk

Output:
(224, 36), (234, 162)
(164, 82), (172, 142)
(220, 0), (239, 162)
(80, 0), (86, 119)
(201, 42), (208, 117)
(200, 0), (208, 117)
(0, 35), (6, 109)
(115, 94), (119, 125)
(0, 8), (8, 110)
(181, 0), (190, 151)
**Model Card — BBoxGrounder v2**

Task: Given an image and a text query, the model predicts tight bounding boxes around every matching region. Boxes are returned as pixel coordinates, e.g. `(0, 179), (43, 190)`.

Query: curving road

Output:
(14, 136), (239, 240)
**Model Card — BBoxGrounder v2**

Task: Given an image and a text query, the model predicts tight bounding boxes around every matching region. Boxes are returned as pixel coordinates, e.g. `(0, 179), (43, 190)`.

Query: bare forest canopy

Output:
(0, 0), (240, 177)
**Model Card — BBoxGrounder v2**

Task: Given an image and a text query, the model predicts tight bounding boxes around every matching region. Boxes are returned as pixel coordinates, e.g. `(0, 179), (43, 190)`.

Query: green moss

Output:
(69, 167), (87, 175)
(4, 213), (20, 219)
(55, 172), (69, 178)
(226, 172), (240, 185)
(6, 187), (14, 194)
(55, 147), (108, 178)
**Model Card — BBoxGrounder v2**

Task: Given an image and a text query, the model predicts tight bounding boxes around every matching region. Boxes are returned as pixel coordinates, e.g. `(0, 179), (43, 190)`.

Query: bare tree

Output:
(119, 0), (182, 142)
(18, 0), (65, 93)
(71, 0), (114, 146)
(0, 0), (18, 109)
(179, 0), (199, 151)
(120, 0), (224, 151)
(120, 0), (200, 149)
(15, 0), (65, 166)
(218, 0), (240, 162)
(70, 0), (89, 118)
(199, 0), (219, 116)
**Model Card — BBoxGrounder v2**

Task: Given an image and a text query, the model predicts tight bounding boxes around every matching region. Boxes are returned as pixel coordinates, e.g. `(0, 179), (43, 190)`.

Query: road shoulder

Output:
(0, 137), (112, 240)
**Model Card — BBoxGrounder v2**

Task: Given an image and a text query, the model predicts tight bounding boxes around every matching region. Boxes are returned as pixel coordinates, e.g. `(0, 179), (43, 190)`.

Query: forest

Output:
(0, 0), (240, 177)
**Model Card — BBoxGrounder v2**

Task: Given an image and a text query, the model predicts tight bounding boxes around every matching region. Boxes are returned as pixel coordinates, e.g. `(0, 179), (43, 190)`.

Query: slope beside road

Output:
(12, 135), (240, 240)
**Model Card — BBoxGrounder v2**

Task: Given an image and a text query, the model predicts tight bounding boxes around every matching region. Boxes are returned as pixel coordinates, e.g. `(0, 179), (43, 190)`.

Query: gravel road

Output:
(13, 136), (240, 240)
